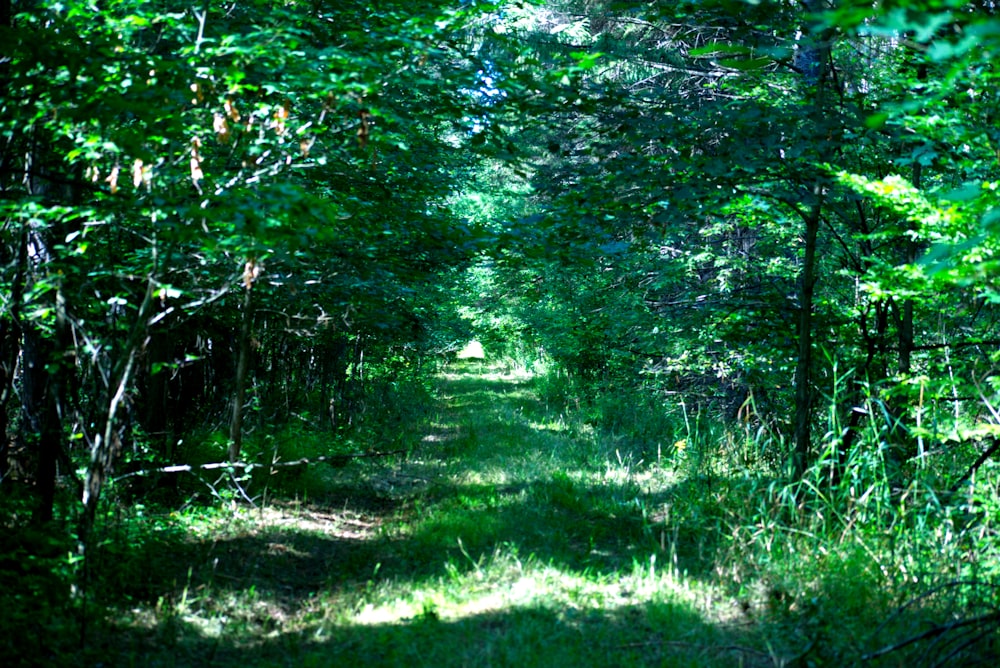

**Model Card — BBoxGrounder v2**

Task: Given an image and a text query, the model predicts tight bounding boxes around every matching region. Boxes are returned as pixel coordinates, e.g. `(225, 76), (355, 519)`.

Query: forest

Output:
(2, 0), (999, 665)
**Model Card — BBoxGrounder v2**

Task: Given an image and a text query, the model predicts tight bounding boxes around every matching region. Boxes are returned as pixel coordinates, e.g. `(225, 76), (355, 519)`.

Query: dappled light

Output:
(20, 362), (980, 667)
(77, 365), (766, 667)
(4, 1), (1000, 666)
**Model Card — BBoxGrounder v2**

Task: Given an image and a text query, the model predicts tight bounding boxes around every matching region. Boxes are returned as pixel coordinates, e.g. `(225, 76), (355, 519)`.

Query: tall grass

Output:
(536, 355), (1000, 665)
(9, 359), (997, 667)
(697, 369), (1000, 666)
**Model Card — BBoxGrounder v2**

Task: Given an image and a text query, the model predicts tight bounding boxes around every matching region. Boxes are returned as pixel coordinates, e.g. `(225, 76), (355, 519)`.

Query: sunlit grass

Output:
(346, 544), (723, 627)
(79, 363), (765, 667)
(65, 360), (1000, 667)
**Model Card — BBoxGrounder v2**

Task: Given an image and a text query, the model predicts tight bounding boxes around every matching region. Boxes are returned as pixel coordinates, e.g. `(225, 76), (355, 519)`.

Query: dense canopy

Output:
(2, 1), (1000, 666)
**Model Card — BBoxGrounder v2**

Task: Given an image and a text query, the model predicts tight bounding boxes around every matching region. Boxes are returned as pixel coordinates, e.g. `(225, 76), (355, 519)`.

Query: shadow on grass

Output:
(9, 368), (998, 668)
(98, 599), (768, 668)
(85, 478), (701, 609)
(435, 373), (542, 415)
(83, 369), (731, 608)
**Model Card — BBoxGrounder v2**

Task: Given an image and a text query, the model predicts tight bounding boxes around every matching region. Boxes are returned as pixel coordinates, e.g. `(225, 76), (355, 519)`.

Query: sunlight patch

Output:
(456, 340), (485, 359)
(527, 419), (569, 432)
(349, 556), (718, 628)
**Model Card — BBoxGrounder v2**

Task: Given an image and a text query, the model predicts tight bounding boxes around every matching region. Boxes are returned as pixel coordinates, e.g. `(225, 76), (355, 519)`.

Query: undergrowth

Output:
(3, 360), (999, 667)
(531, 360), (1000, 666)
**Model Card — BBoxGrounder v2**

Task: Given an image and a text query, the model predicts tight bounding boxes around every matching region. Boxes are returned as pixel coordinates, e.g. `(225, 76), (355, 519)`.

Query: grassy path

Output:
(95, 364), (767, 668)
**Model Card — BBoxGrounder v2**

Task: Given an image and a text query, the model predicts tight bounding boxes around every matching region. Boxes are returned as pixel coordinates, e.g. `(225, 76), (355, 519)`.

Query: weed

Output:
(6, 362), (999, 667)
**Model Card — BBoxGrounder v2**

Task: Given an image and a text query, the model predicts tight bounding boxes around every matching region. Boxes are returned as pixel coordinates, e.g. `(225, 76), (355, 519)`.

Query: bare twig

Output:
(862, 611), (1000, 662)
(949, 438), (1000, 494)
(113, 449), (407, 482)
(870, 581), (1000, 634)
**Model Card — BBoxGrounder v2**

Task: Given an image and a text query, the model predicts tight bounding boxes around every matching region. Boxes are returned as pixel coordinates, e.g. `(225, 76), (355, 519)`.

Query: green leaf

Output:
(864, 112), (889, 129)
(569, 51), (603, 69)
(940, 183), (983, 202)
(689, 43), (751, 58)
(717, 57), (771, 71)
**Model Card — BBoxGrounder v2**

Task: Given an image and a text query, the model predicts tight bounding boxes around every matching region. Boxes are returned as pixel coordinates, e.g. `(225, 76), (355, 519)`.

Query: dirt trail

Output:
(98, 365), (768, 668)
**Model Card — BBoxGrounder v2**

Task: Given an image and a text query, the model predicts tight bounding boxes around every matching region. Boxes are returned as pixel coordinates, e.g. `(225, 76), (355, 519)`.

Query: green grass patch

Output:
(5, 363), (999, 667)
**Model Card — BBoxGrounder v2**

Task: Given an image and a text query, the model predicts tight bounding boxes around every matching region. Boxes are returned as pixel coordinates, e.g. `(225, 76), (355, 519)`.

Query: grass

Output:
(68, 363), (760, 668)
(5, 360), (999, 667)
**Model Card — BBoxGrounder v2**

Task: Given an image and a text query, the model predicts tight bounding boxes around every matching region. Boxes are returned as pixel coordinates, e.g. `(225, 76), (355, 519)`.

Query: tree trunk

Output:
(0, 221), (27, 486)
(229, 259), (258, 462)
(143, 325), (173, 458)
(0, 0), (16, 485)
(791, 3), (833, 481)
(898, 148), (921, 377)
(82, 280), (155, 531)
(20, 126), (78, 522)
(792, 197), (822, 480)
(20, 321), (64, 523)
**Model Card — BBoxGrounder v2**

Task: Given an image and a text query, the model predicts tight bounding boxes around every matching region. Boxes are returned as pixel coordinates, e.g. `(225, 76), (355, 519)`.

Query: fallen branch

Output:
(113, 449), (407, 482)
(949, 438), (1000, 494)
(614, 639), (771, 659)
(861, 611), (1000, 662)
(861, 580), (1000, 663)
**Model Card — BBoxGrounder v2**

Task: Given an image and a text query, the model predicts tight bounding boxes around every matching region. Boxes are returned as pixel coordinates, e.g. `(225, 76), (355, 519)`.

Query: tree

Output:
(476, 0), (1000, 485)
(0, 0), (493, 524)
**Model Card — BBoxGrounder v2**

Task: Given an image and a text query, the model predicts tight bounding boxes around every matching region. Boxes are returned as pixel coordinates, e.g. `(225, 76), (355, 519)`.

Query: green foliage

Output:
(0, 0), (497, 522)
(0, 517), (78, 666)
(464, 0), (1000, 504)
(4, 0), (1000, 665)
(0, 361), (994, 666)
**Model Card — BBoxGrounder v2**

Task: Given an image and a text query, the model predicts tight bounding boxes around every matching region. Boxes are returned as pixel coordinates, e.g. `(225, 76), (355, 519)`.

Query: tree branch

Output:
(912, 339), (1000, 352)
(113, 448), (408, 482)
(949, 438), (1000, 494)
(862, 611), (1000, 661)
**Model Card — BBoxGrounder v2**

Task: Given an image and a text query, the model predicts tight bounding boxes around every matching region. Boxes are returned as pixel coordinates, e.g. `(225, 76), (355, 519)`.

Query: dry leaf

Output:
(243, 259), (261, 289)
(273, 105), (288, 136)
(132, 159), (144, 188)
(106, 164), (120, 193)
(190, 157), (203, 183)
(225, 99), (240, 122)
(214, 113), (230, 143)
(132, 159), (152, 190)
(190, 138), (204, 186)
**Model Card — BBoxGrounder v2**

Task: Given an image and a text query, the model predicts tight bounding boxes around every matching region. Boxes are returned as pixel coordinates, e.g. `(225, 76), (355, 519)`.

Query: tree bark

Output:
(0, 0), (18, 488)
(81, 280), (156, 531)
(898, 151), (921, 377)
(20, 321), (64, 523)
(791, 2), (833, 481)
(0, 221), (26, 486)
(792, 196), (822, 480)
(20, 127), (78, 522)
(229, 259), (258, 462)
